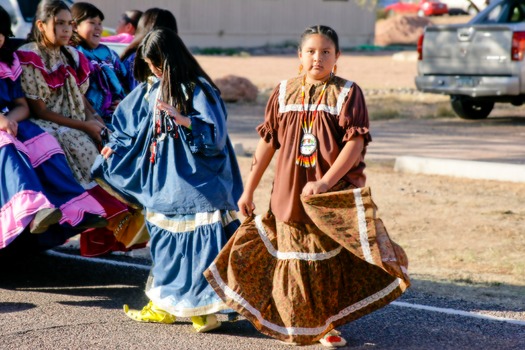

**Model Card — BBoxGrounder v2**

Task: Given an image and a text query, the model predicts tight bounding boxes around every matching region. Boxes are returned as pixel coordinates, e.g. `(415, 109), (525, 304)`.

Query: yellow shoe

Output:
(123, 301), (176, 324)
(191, 314), (221, 333)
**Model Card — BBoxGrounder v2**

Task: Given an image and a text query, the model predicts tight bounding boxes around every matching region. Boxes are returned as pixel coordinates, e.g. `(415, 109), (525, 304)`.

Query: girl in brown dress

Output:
(204, 25), (410, 347)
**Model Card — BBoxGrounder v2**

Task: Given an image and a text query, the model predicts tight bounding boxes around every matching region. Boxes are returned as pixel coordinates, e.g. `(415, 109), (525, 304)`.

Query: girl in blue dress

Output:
(92, 28), (242, 332)
(71, 2), (128, 124)
(0, 5), (106, 254)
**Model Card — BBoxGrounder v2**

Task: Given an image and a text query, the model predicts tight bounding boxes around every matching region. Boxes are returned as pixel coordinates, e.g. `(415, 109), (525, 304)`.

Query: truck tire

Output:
(450, 96), (494, 119)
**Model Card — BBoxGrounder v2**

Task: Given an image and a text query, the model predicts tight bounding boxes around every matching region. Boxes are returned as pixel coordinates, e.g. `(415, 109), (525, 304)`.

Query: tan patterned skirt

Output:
(204, 187), (410, 345)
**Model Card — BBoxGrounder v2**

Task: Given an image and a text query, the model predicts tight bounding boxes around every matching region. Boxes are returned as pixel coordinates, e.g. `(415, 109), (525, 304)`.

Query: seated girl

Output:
(71, 2), (129, 125)
(0, 5), (107, 255)
(15, 0), (147, 257)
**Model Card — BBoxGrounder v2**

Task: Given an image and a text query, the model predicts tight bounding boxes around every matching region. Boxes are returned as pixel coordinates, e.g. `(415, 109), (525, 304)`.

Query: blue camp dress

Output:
(0, 71), (105, 252)
(76, 44), (128, 123)
(92, 77), (243, 316)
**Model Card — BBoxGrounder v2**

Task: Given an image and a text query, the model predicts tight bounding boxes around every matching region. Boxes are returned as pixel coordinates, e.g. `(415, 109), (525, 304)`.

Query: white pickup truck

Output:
(415, 0), (525, 119)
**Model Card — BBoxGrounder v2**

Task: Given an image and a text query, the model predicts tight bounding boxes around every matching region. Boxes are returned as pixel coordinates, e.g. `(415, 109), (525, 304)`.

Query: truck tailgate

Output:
(419, 24), (515, 76)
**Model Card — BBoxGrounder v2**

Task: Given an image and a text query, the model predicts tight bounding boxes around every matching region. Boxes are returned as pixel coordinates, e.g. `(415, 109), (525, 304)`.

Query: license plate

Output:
(455, 77), (480, 87)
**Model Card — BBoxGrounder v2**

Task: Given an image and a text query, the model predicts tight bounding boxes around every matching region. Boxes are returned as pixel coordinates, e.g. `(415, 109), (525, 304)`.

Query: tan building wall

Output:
(89, 0), (375, 48)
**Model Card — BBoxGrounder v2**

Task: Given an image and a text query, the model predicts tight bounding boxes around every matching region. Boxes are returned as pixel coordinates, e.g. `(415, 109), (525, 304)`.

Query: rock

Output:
(215, 75), (258, 103)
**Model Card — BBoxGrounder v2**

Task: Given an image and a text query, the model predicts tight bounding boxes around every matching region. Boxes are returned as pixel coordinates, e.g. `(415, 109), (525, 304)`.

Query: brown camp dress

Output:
(204, 76), (410, 345)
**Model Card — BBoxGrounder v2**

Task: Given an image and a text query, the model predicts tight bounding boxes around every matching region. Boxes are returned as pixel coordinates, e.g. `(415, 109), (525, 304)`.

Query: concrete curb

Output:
(394, 156), (525, 183)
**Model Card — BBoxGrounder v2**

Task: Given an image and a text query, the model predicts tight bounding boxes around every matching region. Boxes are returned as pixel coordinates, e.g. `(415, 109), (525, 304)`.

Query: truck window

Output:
(509, 4), (525, 22)
(479, 0), (525, 23)
(484, 4), (503, 23)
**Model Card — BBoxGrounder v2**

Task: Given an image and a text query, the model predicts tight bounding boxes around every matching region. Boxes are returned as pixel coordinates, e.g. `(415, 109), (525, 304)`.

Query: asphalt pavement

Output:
(1, 115), (525, 349)
(1, 247), (524, 350)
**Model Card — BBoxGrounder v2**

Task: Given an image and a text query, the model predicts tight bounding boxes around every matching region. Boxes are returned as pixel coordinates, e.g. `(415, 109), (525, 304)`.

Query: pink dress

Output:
(100, 33), (134, 44)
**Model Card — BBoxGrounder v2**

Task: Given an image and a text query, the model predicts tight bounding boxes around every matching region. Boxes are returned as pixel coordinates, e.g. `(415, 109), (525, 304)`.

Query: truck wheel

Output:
(450, 96), (494, 119)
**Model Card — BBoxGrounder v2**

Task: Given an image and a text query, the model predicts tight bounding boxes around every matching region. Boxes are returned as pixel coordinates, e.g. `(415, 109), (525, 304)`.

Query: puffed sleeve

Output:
(256, 83), (281, 149)
(339, 82), (372, 146)
(19, 63), (51, 102)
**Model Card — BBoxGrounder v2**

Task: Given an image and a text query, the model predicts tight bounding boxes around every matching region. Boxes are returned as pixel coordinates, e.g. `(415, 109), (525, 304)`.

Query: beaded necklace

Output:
(296, 74), (330, 168)
(149, 88), (179, 164)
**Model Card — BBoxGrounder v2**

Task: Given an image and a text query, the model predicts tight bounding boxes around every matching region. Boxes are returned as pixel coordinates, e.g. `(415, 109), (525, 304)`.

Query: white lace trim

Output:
(254, 214), (342, 261)
(208, 261), (403, 336)
(277, 79), (354, 116)
(336, 80), (353, 113)
(146, 210), (237, 233)
(354, 188), (374, 264)
(146, 286), (229, 317)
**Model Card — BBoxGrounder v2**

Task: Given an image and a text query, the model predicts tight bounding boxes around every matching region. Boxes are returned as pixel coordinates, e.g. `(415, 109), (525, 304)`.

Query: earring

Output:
(332, 64), (337, 76)
(298, 64), (303, 75)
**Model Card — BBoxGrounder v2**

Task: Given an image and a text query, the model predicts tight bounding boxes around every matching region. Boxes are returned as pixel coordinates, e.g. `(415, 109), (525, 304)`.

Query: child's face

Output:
(0, 33), (4, 49)
(298, 34), (340, 83)
(144, 58), (162, 79)
(37, 9), (73, 48)
(75, 16), (103, 49)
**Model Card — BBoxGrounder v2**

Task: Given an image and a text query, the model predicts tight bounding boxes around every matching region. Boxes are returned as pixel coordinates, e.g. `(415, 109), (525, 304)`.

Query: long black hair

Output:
(27, 0), (77, 69)
(70, 2), (105, 48)
(134, 28), (219, 115)
(0, 6), (14, 66)
(120, 8), (177, 62)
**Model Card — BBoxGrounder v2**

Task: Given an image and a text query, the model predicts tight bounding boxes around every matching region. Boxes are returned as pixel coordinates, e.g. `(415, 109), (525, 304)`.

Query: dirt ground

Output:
(195, 52), (525, 307)
(197, 52), (419, 91)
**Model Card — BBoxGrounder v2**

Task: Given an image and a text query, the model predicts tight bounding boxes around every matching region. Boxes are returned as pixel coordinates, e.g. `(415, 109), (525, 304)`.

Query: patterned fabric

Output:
(256, 76), (371, 224)
(76, 44), (128, 122)
(0, 56), (106, 251)
(16, 43), (97, 187)
(16, 43), (139, 257)
(204, 73), (409, 345)
(205, 187), (410, 345)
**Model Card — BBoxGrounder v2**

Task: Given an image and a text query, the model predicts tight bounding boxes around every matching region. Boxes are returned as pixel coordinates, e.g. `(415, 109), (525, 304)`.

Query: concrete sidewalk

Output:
(394, 156), (525, 183)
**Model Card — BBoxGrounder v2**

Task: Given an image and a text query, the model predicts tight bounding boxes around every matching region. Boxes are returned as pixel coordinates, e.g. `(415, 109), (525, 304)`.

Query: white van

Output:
(0, 0), (74, 39)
